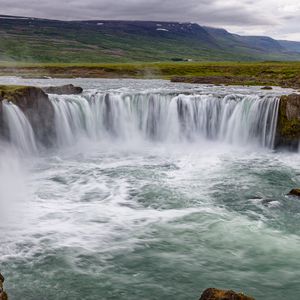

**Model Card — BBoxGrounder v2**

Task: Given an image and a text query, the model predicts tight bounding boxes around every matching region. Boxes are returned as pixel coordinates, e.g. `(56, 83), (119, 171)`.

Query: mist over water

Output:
(1, 79), (300, 300)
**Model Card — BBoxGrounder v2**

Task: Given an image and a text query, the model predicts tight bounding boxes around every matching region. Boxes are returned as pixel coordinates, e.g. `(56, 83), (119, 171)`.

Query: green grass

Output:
(1, 61), (300, 82)
(0, 85), (32, 101)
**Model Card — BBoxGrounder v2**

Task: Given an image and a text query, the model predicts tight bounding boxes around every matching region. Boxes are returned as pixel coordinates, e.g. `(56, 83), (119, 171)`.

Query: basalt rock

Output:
(42, 84), (83, 95)
(261, 86), (273, 90)
(0, 273), (8, 300)
(275, 94), (300, 150)
(199, 288), (255, 300)
(0, 85), (55, 146)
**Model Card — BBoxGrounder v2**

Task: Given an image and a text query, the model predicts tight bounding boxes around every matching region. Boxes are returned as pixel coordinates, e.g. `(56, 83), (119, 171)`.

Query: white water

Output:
(0, 92), (280, 153)
(2, 101), (38, 155)
(50, 93), (280, 149)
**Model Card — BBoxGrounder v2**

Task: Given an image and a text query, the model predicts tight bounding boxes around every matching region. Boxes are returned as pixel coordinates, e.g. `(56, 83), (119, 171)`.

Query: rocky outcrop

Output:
(199, 288), (255, 300)
(288, 189), (300, 197)
(0, 273), (8, 300)
(275, 94), (300, 150)
(42, 84), (83, 95)
(0, 85), (55, 146)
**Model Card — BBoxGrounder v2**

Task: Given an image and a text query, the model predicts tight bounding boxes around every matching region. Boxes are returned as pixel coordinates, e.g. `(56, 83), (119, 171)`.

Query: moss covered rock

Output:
(275, 94), (300, 150)
(199, 288), (255, 300)
(0, 85), (55, 146)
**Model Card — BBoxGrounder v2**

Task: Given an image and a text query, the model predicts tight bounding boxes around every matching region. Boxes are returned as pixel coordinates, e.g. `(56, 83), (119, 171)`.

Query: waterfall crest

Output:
(0, 92), (280, 153)
(50, 92), (280, 149)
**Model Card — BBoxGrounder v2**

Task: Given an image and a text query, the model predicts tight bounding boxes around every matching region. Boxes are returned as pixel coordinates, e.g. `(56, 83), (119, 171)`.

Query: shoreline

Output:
(0, 62), (299, 90)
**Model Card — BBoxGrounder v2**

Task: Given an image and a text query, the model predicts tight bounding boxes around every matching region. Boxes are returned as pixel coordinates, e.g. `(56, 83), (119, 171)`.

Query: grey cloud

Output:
(0, 0), (274, 25)
(0, 0), (299, 39)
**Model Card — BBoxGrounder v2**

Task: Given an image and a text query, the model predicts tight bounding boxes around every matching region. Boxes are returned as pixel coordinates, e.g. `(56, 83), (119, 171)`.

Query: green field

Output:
(0, 61), (300, 89)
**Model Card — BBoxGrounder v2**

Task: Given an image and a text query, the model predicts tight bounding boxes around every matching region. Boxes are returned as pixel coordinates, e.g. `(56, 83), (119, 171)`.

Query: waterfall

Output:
(2, 101), (38, 155)
(49, 92), (280, 148)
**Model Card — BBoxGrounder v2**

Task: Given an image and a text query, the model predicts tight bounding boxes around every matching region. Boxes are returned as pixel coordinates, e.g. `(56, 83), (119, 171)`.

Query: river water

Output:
(0, 79), (300, 300)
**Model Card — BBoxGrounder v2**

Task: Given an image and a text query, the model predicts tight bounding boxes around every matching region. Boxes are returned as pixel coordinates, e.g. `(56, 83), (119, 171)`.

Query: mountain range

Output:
(1, 15), (300, 63)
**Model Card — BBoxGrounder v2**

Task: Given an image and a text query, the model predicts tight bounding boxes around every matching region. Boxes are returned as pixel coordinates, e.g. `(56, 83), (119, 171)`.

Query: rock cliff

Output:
(275, 94), (300, 150)
(0, 85), (55, 146)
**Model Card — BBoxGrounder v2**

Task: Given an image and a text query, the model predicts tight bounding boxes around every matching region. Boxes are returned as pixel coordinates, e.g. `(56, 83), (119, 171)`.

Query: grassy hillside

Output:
(1, 16), (300, 63)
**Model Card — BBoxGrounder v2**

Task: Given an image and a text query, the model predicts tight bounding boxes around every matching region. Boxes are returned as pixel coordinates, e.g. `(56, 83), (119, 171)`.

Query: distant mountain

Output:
(203, 26), (285, 53)
(0, 15), (299, 63)
(278, 40), (300, 53)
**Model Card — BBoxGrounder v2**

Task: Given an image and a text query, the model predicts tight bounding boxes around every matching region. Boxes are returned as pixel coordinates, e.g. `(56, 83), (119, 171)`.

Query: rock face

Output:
(275, 94), (300, 150)
(0, 85), (55, 146)
(199, 288), (255, 300)
(42, 84), (83, 95)
(0, 273), (8, 300)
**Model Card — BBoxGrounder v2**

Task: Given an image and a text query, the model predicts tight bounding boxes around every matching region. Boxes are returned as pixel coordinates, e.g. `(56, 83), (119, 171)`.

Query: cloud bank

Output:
(0, 0), (299, 40)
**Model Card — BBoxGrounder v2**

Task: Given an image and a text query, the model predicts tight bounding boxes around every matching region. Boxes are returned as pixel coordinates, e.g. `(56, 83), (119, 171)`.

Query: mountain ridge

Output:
(0, 15), (300, 62)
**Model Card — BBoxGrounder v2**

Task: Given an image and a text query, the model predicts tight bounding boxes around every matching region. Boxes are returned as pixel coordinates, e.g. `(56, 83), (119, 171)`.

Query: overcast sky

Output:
(1, 0), (300, 40)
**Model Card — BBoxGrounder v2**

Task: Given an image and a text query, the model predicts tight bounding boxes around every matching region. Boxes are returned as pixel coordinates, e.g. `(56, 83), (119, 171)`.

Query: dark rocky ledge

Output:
(0, 273), (8, 300)
(275, 94), (300, 150)
(199, 288), (255, 300)
(42, 84), (83, 95)
(0, 85), (55, 146)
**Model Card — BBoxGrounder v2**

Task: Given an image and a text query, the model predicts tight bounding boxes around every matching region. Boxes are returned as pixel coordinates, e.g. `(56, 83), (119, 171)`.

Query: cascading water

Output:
(2, 101), (38, 155)
(2, 79), (300, 300)
(50, 92), (280, 149)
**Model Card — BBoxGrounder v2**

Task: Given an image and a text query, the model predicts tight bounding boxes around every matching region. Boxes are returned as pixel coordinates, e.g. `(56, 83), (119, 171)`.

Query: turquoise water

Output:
(0, 79), (300, 300)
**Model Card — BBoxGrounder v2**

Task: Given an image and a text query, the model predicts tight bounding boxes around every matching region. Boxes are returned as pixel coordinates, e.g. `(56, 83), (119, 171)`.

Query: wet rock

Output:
(288, 189), (300, 197)
(0, 273), (8, 300)
(275, 94), (300, 150)
(199, 288), (255, 300)
(261, 86), (273, 90)
(42, 84), (83, 95)
(0, 85), (55, 146)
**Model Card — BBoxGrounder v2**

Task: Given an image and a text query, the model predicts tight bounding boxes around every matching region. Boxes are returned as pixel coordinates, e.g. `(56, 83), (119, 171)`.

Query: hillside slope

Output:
(278, 40), (300, 53)
(0, 15), (300, 62)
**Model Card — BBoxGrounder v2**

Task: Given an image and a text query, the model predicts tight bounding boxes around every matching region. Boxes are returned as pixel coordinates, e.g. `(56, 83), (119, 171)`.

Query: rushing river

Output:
(1, 79), (300, 300)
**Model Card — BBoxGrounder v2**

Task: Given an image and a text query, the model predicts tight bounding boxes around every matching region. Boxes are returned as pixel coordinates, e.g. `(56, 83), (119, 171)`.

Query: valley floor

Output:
(0, 61), (300, 89)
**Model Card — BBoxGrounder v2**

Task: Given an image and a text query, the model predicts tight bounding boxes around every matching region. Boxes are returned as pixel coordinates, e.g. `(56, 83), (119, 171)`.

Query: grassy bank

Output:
(0, 61), (300, 89)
